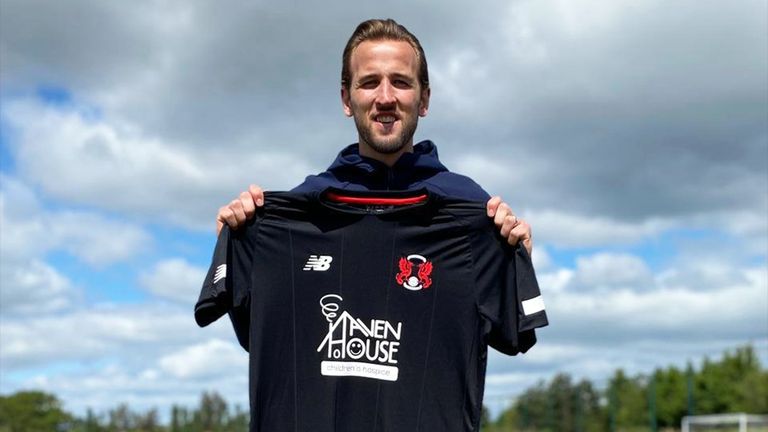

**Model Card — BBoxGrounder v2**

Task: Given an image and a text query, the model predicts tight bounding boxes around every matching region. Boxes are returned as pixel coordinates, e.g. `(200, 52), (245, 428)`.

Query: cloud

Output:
(0, 303), (235, 371)
(2, 99), (315, 230)
(158, 338), (247, 380)
(572, 253), (654, 291)
(432, 0), (767, 224)
(16, 349), (249, 419)
(3, 0), (765, 229)
(0, 258), (78, 315)
(50, 212), (152, 267)
(544, 266), (766, 343)
(0, 176), (153, 314)
(1, 302), (247, 417)
(1, 175), (152, 266)
(521, 209), (677, 248)
(139, 258), (207, 305)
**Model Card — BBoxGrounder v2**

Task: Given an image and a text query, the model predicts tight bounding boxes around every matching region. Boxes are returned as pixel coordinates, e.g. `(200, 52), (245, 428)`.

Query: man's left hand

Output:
(487, 196), (533, 256)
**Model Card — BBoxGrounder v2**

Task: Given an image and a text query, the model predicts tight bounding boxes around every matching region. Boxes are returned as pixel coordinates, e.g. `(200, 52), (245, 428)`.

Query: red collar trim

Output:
(325, 192), (428, 206)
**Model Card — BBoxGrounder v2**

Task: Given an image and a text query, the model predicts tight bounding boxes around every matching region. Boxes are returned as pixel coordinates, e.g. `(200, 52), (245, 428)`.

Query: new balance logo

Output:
(213, 264), (227, 284)
(303, 255), (333, 271)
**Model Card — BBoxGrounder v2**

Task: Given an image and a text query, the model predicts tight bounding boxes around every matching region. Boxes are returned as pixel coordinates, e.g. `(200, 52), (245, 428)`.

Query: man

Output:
(216, 18), (533, 255)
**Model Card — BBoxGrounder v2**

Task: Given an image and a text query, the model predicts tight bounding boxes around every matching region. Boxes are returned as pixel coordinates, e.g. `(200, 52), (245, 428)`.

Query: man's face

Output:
(342, 40), (430, 157)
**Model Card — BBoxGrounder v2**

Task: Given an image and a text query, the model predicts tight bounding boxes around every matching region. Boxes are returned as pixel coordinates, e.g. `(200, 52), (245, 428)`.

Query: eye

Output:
(393, 79), (412, 89)
(359, 79), (378, 89)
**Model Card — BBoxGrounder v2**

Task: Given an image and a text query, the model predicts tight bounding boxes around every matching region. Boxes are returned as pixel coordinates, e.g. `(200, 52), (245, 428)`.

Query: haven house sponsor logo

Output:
(316, 294), (402, 382)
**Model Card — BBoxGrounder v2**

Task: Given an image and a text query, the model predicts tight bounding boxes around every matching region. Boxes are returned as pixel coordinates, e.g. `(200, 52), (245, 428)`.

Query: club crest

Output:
(395, 254), (433, 290)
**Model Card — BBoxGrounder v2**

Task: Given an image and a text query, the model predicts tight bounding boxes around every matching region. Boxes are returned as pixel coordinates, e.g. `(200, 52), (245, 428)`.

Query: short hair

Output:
(341, 19), (429, 91)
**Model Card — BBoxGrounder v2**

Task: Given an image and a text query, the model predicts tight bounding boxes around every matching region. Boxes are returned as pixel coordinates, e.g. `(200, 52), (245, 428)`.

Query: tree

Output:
(133, 408), (160, 432)
(479, 405), (492, 430)
(193, 391), (229, 432)
(607, 369), (647, 430)
(81, 408), (105, 432)
(106, 403), (133, 432)
(225, 404), (249, 431)
(736, 366), (768, 413)
(494, 374), (606, 432)
(696, 345), (764, 414)
(573, 378), (604, 432)
(170, 405), (191, 432)
(653, 366), (687, 427)
(0, 391), (73, 432)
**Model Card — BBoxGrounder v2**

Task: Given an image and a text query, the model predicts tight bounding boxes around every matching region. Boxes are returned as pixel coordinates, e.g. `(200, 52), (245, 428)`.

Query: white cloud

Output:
(0, 176), (152, 314)
(548, 267), (767, 341)
(139, 258), (207, 305)
(15, 357), (249, 421)
(0, 175), (51, 260)
(530, 246), (553, 272)
(537, 268), (574, 297)
(525, 209), (677, 247)
(2, 98), (315, 230)
(0, 258), (77, 315)
(158, 338), (247, 379)
(573, 253), (654, 291)
(50, 212), (152, 267)
(1, 175), (152, 267)
(0, 303), (236, 371)
(1, 305), (247, 418)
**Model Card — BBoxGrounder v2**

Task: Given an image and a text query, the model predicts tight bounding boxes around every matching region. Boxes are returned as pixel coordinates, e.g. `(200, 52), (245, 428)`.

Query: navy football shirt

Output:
(195, 189), (548, 432)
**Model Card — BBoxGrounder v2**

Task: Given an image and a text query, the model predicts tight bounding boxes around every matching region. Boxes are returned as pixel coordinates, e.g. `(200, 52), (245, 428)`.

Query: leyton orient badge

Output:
(395, 254), (433, 290)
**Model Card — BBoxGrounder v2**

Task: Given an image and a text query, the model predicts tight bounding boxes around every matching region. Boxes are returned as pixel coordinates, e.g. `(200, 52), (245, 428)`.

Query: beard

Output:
(353, 113), (419, 155)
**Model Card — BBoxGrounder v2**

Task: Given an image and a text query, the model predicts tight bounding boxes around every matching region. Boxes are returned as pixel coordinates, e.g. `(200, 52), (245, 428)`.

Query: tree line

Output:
(481, 344), (767, 431)
(0, 391), (247, 432)
(1, 344), (765, 431)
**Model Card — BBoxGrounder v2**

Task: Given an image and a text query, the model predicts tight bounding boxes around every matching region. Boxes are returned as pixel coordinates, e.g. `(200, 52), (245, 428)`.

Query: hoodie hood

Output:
(292, 140), (489, 201)
(325, 140), (448, 190)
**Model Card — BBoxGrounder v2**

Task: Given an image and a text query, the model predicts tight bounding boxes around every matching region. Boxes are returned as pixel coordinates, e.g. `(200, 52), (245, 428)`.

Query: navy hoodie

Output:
(292, 140), (490, 201)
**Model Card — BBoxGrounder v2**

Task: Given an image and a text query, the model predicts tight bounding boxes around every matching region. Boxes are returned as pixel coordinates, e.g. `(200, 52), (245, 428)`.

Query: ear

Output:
(418, 87), (430, 117)
(341, 86), (353, 117)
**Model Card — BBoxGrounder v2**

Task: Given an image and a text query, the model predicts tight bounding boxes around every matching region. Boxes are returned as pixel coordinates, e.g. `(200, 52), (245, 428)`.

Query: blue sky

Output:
(1, 0), (766, 421)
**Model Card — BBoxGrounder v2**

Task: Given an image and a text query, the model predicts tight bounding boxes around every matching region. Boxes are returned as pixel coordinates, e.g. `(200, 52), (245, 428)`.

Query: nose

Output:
(375, 80), (396, 106)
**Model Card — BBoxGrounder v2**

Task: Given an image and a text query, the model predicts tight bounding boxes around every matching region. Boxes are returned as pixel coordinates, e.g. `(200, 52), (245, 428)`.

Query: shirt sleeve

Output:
(471, 222), (549, 355)
(193, 224), (255, 351)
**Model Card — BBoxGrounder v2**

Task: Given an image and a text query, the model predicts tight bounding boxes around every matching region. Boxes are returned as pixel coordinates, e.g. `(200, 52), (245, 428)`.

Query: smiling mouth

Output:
(375, 114), (397, 124)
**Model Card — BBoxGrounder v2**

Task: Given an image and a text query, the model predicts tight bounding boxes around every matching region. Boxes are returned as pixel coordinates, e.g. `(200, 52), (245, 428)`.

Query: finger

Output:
(493, 203), (512, 227)
(249, 184), (264, 207)
(506, 229), (521, 246)
(240, 191), (256, 218)
(509, 221), (532, 252)
(518, 221), (533, 255)
(217, 205), (236, 232)
(229, 199), (247, 227)
(523, 236), (533, 256)
(216, 206), (229, 235)
(486, 196), (502, 217)
(499, 214), (517, 238)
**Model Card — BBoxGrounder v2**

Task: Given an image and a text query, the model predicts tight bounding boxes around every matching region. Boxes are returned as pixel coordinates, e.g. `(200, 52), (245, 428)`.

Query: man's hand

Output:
(486, 196), (533, 256)
(216, 185), (264, 235)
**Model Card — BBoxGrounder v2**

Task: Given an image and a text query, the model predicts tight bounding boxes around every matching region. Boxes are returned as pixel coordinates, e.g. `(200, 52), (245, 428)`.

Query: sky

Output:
(1, 0), (766, 420)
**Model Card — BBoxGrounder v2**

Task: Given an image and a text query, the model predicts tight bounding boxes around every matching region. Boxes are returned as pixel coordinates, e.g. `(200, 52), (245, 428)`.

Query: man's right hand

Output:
(216, 184), (264, 235)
